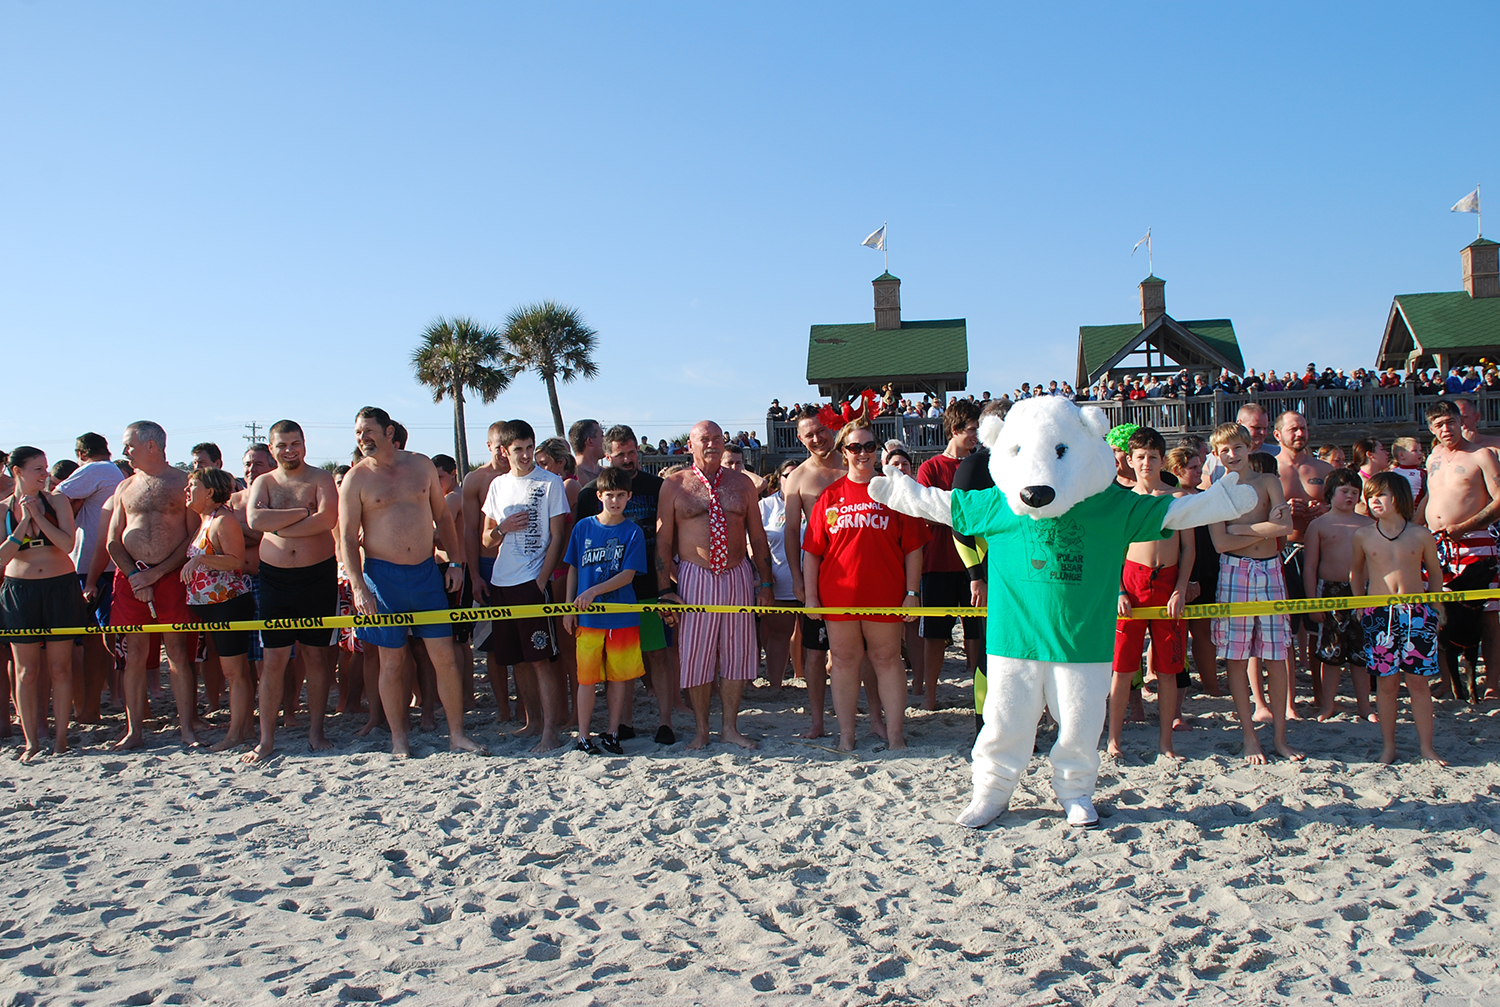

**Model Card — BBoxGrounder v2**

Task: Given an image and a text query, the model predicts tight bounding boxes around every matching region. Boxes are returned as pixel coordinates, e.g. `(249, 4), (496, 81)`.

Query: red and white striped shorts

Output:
(677, 557), (757, 688)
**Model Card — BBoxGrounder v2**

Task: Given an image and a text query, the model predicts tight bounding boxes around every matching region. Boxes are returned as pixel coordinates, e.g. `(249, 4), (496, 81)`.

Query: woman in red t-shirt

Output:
(803, 420), (929, 752)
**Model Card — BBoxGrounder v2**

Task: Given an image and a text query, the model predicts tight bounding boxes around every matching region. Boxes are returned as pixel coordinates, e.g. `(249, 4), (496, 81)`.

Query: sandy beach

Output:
(3, 649), (1500, 1006)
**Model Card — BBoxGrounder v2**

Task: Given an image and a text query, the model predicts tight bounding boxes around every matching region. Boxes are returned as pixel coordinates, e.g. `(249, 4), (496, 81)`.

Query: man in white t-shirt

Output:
(481, 419), (571, 753)
(55, 431), (125, 722)
(56, 432), (125, 595)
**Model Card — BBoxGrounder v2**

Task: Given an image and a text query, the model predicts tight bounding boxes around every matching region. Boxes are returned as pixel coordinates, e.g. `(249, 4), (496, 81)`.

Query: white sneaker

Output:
(1061, 796), (1099, 828)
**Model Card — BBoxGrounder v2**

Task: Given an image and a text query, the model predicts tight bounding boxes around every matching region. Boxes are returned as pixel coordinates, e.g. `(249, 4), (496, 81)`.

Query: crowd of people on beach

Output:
(1, 383), (1496, 771)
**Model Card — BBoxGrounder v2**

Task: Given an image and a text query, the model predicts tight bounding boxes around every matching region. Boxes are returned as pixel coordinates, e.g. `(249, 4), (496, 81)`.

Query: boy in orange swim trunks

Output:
(562, 466), (647, 755)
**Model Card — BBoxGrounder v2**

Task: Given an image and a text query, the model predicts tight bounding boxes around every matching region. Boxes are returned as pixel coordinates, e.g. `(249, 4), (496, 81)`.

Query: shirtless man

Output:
(779, 405), (844, 738)
(1426, 399), (1500, 699)
(341, 407), (480, 758)
(1275, 410), (1331, 716)
(657, 421), (775, 750)
(104, 421), (197, 748)
(569, 418), (605, 487)
(721, 443), (764, 491)
(461, 422), (513, 722)
(243, 420), (340, 762)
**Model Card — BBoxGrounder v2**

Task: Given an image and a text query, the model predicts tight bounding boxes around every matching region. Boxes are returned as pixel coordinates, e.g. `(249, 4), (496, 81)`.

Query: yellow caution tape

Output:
(0, 590), (1488, 639)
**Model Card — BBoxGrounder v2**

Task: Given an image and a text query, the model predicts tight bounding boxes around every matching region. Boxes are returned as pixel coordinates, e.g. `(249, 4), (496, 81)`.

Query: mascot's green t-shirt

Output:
(950, 483), (1175, 664)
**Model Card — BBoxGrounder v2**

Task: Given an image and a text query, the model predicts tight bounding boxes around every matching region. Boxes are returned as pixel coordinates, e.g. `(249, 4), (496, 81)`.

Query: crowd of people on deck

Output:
(766, 363), (1500, 424)
(1, 383), (1495, 769)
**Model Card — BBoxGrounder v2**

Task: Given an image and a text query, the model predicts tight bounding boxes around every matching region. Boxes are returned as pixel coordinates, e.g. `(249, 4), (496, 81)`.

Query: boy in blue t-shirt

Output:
(562, 466), (647, 754)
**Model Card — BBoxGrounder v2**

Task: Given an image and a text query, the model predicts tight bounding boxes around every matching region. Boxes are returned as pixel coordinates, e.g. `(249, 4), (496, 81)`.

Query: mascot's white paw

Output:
(1216, 471), (1259, 515)
(1061, 795), (1099, 828)
(955, 789), (1011, 829)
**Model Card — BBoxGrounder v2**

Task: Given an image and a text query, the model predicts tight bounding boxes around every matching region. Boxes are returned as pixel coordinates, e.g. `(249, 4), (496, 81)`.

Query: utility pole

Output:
(243, 421), (264, 445)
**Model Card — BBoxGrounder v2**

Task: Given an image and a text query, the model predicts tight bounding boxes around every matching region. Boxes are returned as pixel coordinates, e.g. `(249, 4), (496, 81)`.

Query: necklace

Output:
(1376, 519), (1408, 542)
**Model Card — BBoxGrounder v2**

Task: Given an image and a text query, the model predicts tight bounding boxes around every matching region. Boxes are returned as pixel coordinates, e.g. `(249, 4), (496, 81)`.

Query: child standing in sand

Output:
(1303, 469), (1374, 722)
(1110, 427), (1193, 760)
(561, 467), (647, 755)
(1207, 423), (1303, 765)
(1349, 473), (1446, 765)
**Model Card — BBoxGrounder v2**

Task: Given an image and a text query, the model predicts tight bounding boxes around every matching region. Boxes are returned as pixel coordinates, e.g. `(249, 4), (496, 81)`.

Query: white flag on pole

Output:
(1452, 188), (1480, 214)
(1131, 229), (1151, 255)
(862, 225), (886, 251)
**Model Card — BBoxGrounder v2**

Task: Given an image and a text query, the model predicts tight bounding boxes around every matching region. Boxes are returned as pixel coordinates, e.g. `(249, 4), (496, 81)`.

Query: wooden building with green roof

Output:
(1076, 275), (1244, 389)
(806, 273), (968, 402)
(1377, 238), (1500, 372)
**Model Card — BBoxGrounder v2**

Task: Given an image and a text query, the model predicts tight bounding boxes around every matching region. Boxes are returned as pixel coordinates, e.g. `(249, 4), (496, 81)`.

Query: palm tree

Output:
(411, 317), (512, 472)
(500, 301), (600, 436)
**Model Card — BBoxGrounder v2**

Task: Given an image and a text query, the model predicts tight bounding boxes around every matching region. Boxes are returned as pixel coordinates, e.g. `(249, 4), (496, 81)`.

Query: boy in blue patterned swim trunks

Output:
(1350, 473), (1446, 766)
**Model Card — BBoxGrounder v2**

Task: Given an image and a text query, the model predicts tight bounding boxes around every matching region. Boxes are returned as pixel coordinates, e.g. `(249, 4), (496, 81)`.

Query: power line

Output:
(244, 421), (264, 445)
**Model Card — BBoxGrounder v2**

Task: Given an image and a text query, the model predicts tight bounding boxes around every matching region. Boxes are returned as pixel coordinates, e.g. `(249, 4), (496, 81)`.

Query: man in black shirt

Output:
(575, 425), (678, 744)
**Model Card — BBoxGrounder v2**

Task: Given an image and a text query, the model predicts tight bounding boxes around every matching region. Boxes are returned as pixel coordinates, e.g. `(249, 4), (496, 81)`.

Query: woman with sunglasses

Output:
(0, 446), (85, 761)
(801, 420), (929, 751)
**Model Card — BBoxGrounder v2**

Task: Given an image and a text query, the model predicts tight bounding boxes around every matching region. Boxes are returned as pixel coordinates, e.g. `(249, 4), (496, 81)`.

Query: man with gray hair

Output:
(569, 418), (604, 486)
(105, 421), (199, 749)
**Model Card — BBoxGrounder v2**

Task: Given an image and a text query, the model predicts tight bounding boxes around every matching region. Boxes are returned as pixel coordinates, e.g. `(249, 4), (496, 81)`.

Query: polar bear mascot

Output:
(869, 396), (1256, 828)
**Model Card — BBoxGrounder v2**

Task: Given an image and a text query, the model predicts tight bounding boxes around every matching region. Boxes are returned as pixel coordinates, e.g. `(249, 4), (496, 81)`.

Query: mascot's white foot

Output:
(1061, 796), (1099, 828)
(955, 789), (1011, 829)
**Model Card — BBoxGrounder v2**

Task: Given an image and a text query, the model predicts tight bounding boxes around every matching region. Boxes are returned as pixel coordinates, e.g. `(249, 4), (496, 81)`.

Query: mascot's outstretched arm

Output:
(867, 471), (952, 526)
(1162, 471), (1258, 530)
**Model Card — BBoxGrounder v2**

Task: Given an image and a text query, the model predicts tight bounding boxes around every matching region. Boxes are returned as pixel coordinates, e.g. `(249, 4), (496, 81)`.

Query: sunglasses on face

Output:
(843, 441), (879, 454)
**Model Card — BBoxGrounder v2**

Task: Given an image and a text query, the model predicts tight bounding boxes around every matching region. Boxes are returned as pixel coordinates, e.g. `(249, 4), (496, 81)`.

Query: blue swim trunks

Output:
(355, 557), (453, 649)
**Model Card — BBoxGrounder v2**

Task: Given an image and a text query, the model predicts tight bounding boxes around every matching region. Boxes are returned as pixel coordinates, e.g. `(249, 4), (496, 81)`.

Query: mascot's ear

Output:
(1079, 406), (1111, 440)
(978, 413), (1004, 449)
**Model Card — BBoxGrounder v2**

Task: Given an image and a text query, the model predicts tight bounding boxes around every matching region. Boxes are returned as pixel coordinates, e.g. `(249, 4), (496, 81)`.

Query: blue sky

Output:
(1, 3), (1495, 466)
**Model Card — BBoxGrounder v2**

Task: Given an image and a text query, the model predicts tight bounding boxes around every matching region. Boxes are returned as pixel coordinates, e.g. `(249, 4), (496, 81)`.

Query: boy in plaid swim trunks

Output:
(1207, 422), (1305, 765)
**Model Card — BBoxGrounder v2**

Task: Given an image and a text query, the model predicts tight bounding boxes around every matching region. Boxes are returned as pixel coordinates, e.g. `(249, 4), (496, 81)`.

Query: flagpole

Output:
(884, 221), (889, 272)
(1479, 184), (1483, 239)
(1148, 228), (1153, 276)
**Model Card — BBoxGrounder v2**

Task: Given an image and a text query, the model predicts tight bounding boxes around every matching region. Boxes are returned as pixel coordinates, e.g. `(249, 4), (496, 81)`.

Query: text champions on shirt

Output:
(824, 499), (891, 532)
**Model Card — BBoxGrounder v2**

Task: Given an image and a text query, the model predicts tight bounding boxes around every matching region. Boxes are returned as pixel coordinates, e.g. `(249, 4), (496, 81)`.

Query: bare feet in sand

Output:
(513, 721), (543, 739)
(1316, 705), (1338, 722)
(209, 733), (252, 753)
(239, 744), (273, 764)
(308, 732), (334, 753)
(722, 730), (758, 750)
(1251, 705), (1275, 725)
(528, 731), (563, 754)
(685, 731), (711, 751)
(870, 719), (888, 742)
(450, 736), (486, 754)
(1420, 747), (1448, 766)
(1127, 695), (1146, 723)
(1106, 741), (1124, 759)
(1273, 740), (1305, 761)
(114, 731), (145, 751)
(797, 723), (827, 740)
(1243, 738), (1267, 765)
(1379, 743), (1398, 765)
(356, 719), (382, 738)
(18, 746), (45, 763)
(1157, 747), (1182, 761)
(836, 734), (856, 753)
(1172, 717), (1193, 732)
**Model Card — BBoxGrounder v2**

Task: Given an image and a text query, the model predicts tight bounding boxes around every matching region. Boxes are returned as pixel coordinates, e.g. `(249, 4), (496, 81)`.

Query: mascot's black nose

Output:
(1019, 485), (1055, 508)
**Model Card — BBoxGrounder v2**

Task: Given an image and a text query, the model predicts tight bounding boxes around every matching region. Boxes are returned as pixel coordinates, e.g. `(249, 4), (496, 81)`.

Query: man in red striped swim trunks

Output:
(1427, 399), (1500, 698)
(657, 421), (777, 750)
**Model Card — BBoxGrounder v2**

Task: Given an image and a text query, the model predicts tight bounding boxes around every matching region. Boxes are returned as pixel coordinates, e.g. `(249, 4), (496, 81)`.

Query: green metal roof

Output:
(1140, 274), (1165, 284)
(1077, 317), (1244, 381)
(807, 318), (967, 382)
(1468, 237), (1498, 249)
(1392, 291), (1500, 352)
(873, 271), (901, 282)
